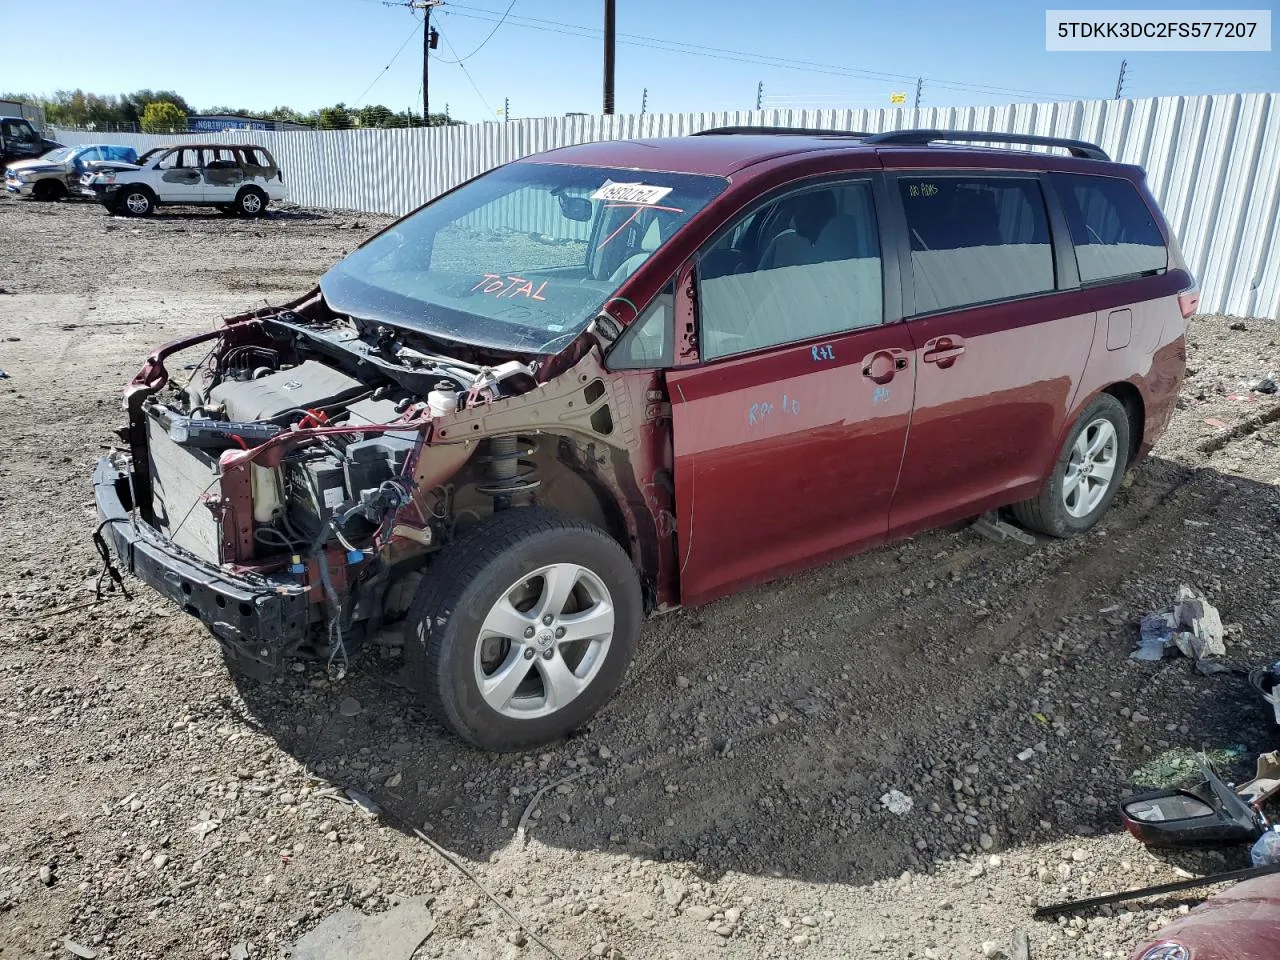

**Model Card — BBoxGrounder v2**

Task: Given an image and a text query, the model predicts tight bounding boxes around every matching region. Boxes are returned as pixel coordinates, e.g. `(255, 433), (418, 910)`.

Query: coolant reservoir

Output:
(251, 465), (283, 524)
(427, 382), (460, 418)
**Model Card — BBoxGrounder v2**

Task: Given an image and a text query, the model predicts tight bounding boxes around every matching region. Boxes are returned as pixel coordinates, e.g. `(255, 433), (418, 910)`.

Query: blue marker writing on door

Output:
(872, 386), (892, 405)
(811, 344), (836, 362)
(748, 395), (800, 425)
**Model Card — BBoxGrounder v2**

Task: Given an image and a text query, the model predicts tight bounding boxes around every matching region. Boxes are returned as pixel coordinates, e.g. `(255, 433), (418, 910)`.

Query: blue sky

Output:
(4, 0), (1277, 122)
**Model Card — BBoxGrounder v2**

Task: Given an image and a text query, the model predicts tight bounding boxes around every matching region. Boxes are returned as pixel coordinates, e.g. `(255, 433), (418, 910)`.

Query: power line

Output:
(435, 24), (497, 119)
(442, 2), (1089, 101)
(351, 14), (424, 108)
(433, 0), (519, 64)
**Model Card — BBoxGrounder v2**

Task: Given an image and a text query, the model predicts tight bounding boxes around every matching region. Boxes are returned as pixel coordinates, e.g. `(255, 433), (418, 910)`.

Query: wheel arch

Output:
(1102, 380), (1146, 463)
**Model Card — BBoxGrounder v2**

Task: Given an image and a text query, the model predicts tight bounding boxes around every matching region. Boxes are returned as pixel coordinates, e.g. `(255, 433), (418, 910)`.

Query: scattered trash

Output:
(290, 897), (434, 960)
(1249, 660), (1280, 725)
(1016, 747), (1036, 762)
(1249, 375), (1278, 395)
(1238, 751), (1280, 806)
(0, 369), (8, 379)
(61, 941), (97, 959)
(1172, 585), (1225, 660)
(190, 816), (221, 841)
(1132, 611), (1176, 660)
(879, 789), (914, 816)
(1033, 862), (1280, 918)
(1130, 585), (1225, 667)
(1009, 929), (1030, 960)
(971, 511), (1036, 545)
(1252, 827), (1280, 866)
(1204, 417), (1229, 429)
(345, 789), (382, 818)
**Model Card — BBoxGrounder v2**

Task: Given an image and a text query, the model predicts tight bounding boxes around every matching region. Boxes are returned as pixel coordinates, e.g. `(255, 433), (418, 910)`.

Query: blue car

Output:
(5, 144), (138, 200)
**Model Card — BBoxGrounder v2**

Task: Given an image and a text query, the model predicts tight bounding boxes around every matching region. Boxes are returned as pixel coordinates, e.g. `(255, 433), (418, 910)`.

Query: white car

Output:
(81, 143), (287, 216)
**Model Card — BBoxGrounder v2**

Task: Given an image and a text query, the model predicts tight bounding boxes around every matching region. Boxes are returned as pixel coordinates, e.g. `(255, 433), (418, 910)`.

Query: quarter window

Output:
(698, 181), (883, 359)
(607, 284), (674, 369)
(1051, 173), (1167, 283)
(899, 177), (1054, 314)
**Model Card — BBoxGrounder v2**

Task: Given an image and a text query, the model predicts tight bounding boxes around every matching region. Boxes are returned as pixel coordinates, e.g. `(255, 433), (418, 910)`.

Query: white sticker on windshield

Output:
(323, 487), (345, 509)
(591, 180), (673, 205)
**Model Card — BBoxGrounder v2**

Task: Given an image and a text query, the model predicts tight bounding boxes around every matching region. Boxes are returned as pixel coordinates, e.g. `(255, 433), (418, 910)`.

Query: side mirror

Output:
(1122, 756), (1266, 849)
(558, 195), (592, 222)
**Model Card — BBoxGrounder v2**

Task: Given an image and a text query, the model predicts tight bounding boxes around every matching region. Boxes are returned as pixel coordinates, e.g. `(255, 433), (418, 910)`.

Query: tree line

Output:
(1, 89), (461, 131)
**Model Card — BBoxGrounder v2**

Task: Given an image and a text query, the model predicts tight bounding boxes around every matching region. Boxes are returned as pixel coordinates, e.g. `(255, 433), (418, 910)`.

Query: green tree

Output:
(122, 89), (192, 124)
(318, 103), (354, 129)
(140, 101), (187, 134)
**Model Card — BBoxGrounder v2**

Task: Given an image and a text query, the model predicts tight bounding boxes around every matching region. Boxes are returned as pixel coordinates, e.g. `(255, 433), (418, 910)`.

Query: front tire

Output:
(405, 508), (641, 752)
(33, 180), (66, 201)
(116, 187), (154, 216)
(1011, 393), (1131, 537)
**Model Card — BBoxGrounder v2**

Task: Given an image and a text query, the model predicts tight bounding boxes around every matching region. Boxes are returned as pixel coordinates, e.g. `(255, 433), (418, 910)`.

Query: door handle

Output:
(922, 337), (966, 366)
(861, 349), (909, 384)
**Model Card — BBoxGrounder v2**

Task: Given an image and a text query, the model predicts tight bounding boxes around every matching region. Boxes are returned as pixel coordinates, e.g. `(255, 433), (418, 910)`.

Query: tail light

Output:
(1178, 288), (1200, 320)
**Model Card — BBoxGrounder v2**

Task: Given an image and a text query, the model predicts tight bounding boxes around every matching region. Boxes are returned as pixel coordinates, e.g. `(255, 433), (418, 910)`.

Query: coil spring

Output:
(474, 435), (541, 503)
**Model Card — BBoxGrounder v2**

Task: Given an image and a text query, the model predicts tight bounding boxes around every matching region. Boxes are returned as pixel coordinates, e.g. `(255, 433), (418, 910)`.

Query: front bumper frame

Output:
(93, 457), (311, 671)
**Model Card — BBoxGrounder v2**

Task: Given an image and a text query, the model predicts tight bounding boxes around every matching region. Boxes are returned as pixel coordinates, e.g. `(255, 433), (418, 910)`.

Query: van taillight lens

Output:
(1178, 289), (1200, 319)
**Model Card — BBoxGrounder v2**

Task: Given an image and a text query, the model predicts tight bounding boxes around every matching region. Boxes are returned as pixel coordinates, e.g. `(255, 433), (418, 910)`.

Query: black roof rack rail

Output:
(693, 125), (872, 138)
(861, 129), (1110, 161)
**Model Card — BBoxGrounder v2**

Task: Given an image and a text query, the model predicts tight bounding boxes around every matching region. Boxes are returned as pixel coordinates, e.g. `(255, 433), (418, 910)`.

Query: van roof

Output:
(525, 128), (1117, 178)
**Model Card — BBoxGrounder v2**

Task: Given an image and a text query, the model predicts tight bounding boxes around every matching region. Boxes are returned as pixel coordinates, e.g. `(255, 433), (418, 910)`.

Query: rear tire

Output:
(1011, 393), (1130, 537)
(404, 508), (641, 752)
(235, 187), (267, 217)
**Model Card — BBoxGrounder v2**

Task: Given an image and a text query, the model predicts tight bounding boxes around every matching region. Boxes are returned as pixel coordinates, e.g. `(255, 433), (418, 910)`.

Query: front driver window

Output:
(698, 180), (883, 360)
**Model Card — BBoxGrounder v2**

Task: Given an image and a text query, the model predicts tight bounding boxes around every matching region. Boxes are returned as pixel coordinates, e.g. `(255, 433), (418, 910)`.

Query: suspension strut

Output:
(475, 435), (541, 509)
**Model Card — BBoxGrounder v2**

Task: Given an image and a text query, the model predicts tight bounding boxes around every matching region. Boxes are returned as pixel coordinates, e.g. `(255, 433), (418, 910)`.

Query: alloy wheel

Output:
(473, 562), (615, 719)
(1062, 417), (1118, 518)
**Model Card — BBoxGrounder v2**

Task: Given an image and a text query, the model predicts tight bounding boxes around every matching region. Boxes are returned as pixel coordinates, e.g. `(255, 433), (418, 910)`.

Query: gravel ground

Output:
(1, 197), (1278, 960)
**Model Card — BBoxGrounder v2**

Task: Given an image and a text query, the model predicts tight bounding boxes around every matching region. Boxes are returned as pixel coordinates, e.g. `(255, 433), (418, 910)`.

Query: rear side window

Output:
(1051, 173), (1168, 283)
(899, 177), (1054, 314)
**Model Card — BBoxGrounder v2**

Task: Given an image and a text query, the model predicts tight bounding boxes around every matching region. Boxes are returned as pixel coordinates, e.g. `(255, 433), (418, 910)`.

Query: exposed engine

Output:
(139, 311), (540, 568)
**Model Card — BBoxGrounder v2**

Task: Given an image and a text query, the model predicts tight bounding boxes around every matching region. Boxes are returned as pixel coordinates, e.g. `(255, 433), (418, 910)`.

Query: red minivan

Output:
(94, 128), (1197, 750)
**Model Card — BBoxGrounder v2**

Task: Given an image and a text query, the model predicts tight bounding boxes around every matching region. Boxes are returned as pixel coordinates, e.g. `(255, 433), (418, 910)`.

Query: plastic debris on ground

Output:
(1252, 827), (1280, 866)
(879, 789), (914, 816)
(1249, 660), (1280, 726)
(1130, 584), (1226, 672)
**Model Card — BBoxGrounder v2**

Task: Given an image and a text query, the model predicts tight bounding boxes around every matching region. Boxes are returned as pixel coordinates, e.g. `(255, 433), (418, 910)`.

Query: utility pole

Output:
(641, 87), (648, 114)
(756, 81), (764, 110)
(409, 0), (442, 124)
(914, 77), (923, 109)
(603, 0), (616, 114)
(1114, 59), (1128, 99)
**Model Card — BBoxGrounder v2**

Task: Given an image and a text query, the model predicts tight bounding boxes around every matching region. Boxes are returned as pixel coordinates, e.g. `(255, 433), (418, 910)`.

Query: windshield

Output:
(40, 147), (73, 163)
(320, 163), (727, 353)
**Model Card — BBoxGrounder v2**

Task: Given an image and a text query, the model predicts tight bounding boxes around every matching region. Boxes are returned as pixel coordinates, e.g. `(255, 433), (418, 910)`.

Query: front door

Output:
(886, 173), (1095, 536)
(155, 147), (205, 203)
(668, 177), (915, 606)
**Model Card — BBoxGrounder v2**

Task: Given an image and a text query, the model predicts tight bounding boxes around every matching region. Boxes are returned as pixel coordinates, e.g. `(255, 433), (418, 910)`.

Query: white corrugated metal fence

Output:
(52, 93), (1280, 319)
